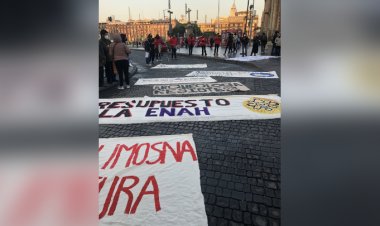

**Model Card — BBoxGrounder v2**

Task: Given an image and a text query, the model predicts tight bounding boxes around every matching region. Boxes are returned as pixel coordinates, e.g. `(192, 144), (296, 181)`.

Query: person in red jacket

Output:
(154, 34), (164, 61)
(187, 34), (195, 56)
(199, 35), (207, 56)
(214, 33), (222, 56)
(168, 35), (178, 59)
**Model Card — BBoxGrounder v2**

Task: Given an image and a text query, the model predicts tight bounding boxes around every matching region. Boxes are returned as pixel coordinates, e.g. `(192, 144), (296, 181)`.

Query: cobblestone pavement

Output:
(99, 50), (281, 226)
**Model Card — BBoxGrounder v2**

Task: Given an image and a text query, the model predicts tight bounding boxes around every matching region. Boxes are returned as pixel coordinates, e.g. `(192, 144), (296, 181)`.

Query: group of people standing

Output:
(143, 34), (178, 65)
(99, 29), (132, 90)
(224, 31), (281, 57)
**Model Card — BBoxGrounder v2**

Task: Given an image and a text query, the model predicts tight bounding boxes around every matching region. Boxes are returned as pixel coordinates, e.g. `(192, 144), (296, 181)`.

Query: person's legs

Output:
(171, 47), (174, 59)
(99, 66), (104, 86)
(114, 60), (124, 87)
(173, 47), (177, 59)
(123, 60), (130, 86)
(105, 61), (113, 83)
(271, 44), (276, 56)
(146, 52), (150, 64)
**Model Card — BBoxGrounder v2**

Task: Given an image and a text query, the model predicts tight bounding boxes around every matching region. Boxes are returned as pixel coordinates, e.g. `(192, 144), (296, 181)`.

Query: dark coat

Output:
(251, 37), (260, 53)
(241, 36), (249, 45)
(99, 37), (112, 62)
(99, 41), (107, 66)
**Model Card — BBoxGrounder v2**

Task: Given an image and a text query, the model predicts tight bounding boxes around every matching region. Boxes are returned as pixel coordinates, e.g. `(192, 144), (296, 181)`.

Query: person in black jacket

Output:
(240, 33), (249, 57)
(260, 32), (268, 55)
(224, 33), (234, 55)
(250, 35), (260, 56)
(99, 41), (107, 87)
(99, 29), (115, 84)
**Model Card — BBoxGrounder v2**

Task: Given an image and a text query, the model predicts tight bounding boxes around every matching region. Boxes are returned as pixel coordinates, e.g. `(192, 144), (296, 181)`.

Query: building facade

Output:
(261, 0), (281, 38)
(99, 18), (179, 42)
(198, 1), (258, 38)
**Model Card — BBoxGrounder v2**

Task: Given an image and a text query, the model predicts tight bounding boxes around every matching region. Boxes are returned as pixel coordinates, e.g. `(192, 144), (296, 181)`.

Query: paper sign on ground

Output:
(185, 71), (279, 79)
(99, 134), (207, 226)
(153, 82), (250, 95)
(99, 95), (281, 124)
(226, 56), (279, 62)
(152, 64), (207, 69)
(134, 77), (216, 85)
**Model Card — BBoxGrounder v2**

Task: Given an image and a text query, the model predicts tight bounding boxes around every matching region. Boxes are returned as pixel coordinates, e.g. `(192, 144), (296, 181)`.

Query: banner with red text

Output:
(99, 134), (207, 226)
(99, 95), (281, 124)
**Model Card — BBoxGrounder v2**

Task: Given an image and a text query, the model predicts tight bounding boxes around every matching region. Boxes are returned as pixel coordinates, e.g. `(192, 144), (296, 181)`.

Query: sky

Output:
(99, 0), (264, 23)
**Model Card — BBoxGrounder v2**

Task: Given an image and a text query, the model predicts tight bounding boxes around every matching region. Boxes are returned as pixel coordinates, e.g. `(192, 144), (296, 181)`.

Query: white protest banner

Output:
(185, 71), (279, 79)
(153, 82), (250, 95)
(152, 64), (207, 69)
(134, 76), (216, 85)
(226, 56), (279, 62)
(99, 134), (207, 226)
(99, 95), (281, 124)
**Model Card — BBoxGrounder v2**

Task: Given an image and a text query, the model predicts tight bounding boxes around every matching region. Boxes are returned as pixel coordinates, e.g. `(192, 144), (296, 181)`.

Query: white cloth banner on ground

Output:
(134, 77), (216, 85)
(152, 64), (207, 69)
(153, 82), (250, 95)
(99, 134), (207, 226)
(226, 56), (279, 62)
(185, 71), (279, 79)
(99, 95), (281, 124)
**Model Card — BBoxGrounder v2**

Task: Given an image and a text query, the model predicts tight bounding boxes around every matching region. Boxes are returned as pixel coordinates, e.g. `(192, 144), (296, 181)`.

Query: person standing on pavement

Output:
(154, 34), (163, 62)
(274, 33), (281, 56)
(260, 32), (268, 55)
(209, 36), (214, 50)
(148, 35), (155, 65)
(99, 29), (115, 84)
(110, 34), (132, 90)
(99, 38), (107, 87)
(271, 31), (279, 56)
(214, 33), (221, 56)
(199, 35), (207, 56)
(241, 33), (249, 57)
(187, 34), (195, 56)
(144, 34), (152, 65)
(236, 34), (241, 52)
(169, 35), (178, 59)
(224, 33), (234, 55)
(233, 33), (238, 53)
(250, 35), (260, 56)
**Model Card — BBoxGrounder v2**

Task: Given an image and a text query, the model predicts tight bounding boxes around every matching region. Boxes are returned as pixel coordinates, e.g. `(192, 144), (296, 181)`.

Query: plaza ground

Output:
(100, 50), (281, 226)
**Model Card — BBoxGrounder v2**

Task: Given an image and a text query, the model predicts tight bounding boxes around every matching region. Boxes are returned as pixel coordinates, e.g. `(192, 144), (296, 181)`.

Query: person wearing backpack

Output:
(110, 34), (132, 90)
(199, 35), (207, 56)
(260, 32), (268, 55)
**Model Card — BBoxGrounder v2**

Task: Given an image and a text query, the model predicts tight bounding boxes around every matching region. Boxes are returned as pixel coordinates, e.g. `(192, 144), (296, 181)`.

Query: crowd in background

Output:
(99, 29), (281, 88)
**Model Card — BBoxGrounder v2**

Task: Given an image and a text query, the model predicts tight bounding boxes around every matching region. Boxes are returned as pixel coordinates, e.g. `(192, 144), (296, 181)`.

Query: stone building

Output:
(261, 0), (281, 38)
(198, 1), (258, 38)
(99, 18), (178, 42)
